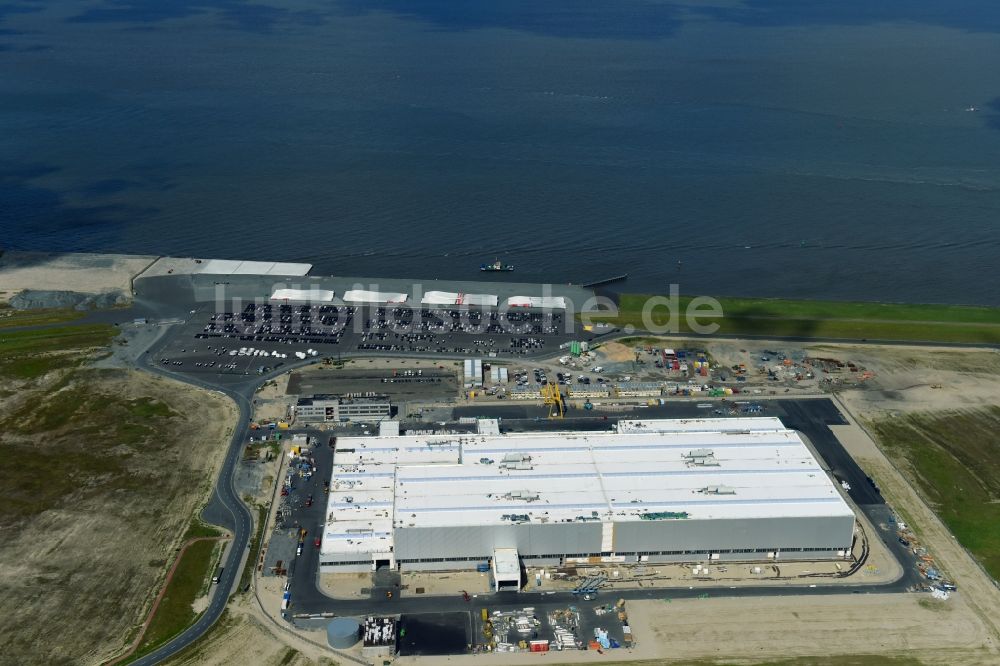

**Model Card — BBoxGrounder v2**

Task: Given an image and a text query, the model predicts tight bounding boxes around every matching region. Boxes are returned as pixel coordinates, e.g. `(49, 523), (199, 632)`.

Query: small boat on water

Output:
(480, 258), (514, 272)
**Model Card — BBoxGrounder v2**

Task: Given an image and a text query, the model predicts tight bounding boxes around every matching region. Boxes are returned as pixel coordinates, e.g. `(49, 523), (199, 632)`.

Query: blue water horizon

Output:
(3, 1), (1000, 304)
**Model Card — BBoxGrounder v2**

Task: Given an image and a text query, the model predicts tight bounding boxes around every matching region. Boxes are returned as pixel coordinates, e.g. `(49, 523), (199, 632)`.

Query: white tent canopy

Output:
(421, 291), (499, 307)
(507, 296), (567, 309)
(343, 289), (408, 304)
(270, 288), (335, 303)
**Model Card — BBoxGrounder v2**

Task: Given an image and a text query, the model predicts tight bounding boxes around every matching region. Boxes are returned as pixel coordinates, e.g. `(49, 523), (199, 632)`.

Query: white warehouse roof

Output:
(270, 288), (335, 302)
(343, 289), (408, 304)
(421, 291), (499, 307)
(617, 417), (786, 433)
(507, 296), (567, 309)
(197, 259), (312, 276)
(321, 418), (854, 559)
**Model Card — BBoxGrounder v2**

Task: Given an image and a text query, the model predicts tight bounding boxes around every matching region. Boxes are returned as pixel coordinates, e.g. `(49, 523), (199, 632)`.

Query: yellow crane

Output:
(541, 382), (566, 418)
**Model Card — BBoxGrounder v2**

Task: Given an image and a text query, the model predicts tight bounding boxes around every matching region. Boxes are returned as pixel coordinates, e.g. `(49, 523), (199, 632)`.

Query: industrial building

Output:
(464, 358), (483, 387)
(421, 291), (499, 307)
(270, 287), (335, 303)
(342, 289), (408, 304)
(294, 394), (392, 423)
(508, 295), (567, 309)
(319, 418), (856, 577)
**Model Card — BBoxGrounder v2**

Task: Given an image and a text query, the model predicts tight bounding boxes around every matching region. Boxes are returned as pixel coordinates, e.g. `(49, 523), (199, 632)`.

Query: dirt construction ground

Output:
(0, 367), (236, 666)
(171, 593), (998, 666)
(164, 580), (340, 666)
(163, 609), (336, 666)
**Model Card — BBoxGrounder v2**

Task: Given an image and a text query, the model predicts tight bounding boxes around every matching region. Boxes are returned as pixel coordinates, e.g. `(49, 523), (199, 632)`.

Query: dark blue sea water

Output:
(3, 1), (1000, 303)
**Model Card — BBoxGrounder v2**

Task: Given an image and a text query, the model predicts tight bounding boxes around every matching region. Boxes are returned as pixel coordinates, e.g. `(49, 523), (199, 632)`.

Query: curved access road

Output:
(126, 335), (260, 665)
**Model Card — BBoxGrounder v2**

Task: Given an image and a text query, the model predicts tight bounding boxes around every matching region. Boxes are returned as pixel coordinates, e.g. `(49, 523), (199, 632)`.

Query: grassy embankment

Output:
(0, 321), (122, 515)
(0, 312), (230, 662)
(868, 408), (1000, 582)
(127, 517), (224, 660)
(136, 538), (221, 656)
(0, 305), (86, 329)
(589, 294), (1000, 344)
(0, 323), (116, 379)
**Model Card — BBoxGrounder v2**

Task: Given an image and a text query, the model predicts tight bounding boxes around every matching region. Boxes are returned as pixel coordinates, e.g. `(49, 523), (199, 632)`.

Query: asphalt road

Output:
(779, 400), (884, 506)
(127, 331), (259, 665)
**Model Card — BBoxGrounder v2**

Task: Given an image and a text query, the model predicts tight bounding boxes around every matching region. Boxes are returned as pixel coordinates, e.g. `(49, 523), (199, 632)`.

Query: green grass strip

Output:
(137, 539), (219, 656)
(0, 307), (86, 329)
(869, 408), (1000, 581)
(588, 294), (1000, 343)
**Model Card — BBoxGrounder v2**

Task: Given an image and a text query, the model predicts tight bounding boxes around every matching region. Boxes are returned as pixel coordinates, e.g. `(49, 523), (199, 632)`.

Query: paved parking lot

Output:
(286, 367), (458, 402)
(195, 303), (578, 355)
(149, 300), (610, 379)
(398, 612), (471, 656)
(262, 528), (298, 578)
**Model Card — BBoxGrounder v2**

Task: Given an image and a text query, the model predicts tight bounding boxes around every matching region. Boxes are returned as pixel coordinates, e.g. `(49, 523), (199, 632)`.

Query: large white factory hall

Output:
(319, 418), (857, 579)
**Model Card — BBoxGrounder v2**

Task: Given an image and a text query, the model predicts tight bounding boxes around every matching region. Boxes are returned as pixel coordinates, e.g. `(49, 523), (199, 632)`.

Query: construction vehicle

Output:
(541, 382), (566, 418)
